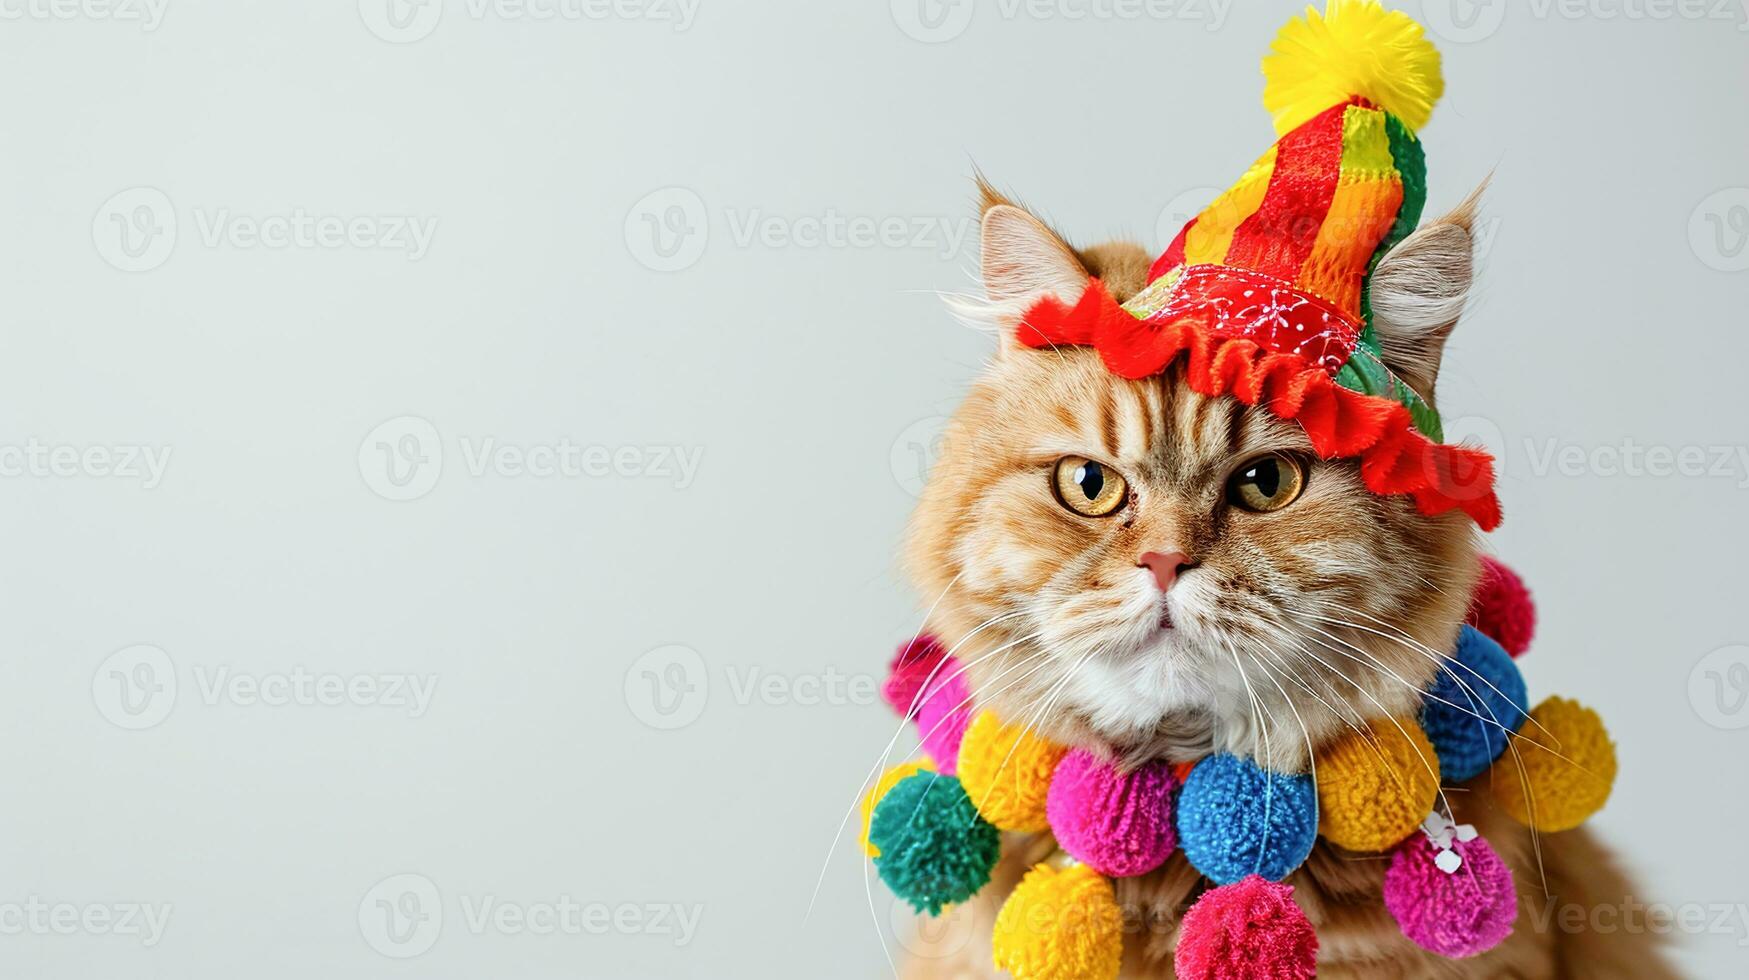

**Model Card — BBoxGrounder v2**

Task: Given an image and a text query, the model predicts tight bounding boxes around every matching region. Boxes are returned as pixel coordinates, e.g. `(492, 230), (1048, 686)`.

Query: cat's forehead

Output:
(995, 348), (1309, 485)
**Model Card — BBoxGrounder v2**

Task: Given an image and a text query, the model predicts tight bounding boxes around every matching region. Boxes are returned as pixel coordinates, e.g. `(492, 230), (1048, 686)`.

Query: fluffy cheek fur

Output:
(905, 345), (1478, 770)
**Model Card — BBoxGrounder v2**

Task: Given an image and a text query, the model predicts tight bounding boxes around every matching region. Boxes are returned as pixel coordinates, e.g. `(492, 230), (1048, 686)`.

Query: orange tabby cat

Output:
(895, 184), (1677, 979)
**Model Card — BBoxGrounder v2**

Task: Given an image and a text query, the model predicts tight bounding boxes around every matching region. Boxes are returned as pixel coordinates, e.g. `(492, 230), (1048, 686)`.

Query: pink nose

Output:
(1138, 551), (1190, 592)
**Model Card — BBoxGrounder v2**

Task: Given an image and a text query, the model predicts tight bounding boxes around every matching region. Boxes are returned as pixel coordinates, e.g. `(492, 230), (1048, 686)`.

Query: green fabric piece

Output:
(1357, 113), (1428, 344)
(1334, 347), (1444, 442)
(1336, 113), (1442, 442)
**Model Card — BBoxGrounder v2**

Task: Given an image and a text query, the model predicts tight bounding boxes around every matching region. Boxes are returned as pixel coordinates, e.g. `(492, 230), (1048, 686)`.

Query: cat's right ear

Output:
(966, 200), (1090, 354)
(980, 204), (1089, 307)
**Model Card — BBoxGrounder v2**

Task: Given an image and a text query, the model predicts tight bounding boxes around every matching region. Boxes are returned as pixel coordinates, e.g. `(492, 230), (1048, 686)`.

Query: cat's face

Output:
(904, 196), (1482, 770)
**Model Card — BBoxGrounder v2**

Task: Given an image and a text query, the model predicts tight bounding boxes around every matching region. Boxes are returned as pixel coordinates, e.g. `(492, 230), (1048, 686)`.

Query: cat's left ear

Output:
(1368, 189), (1483, 402)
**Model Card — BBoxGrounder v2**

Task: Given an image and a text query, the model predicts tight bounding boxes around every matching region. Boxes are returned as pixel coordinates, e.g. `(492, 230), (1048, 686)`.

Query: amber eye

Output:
(1226, 453), (1307, 513)
(1052, 456), (1129, 517)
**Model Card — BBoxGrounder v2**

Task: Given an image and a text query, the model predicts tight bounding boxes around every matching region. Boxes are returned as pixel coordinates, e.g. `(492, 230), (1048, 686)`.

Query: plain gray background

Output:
(2, 0), (1746, 976)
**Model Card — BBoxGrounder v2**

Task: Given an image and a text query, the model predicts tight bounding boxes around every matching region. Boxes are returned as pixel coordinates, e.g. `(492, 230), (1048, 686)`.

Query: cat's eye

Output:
(1226, 453), (1307, 513)
(1052, 456), (1129, 517)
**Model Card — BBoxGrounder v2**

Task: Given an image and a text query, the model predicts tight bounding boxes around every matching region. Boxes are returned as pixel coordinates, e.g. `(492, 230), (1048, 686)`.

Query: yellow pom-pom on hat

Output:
(957, 711), (1068, 832)
(1316, 716), (1441, 852)
(993, 862), (1124, 980)
(860, 760), (933, 857)
(1262, 0), (1444, 136)
(1490, 696), (1617, 832)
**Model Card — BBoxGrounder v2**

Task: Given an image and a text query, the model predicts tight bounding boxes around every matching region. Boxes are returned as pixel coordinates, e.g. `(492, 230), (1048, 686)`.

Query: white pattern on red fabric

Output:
(1138, 264), (1360, 374)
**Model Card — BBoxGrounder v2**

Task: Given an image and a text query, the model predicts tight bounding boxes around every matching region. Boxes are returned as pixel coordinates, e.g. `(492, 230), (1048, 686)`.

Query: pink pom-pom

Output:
(914, 668), (972, 775)
(1174, 876), (1317, 980)
(881, 635), (947, 716)
(1466, 556), (1536, 658)
(1383, 832), (1518, 958)
(1046, 750), (1177, 877)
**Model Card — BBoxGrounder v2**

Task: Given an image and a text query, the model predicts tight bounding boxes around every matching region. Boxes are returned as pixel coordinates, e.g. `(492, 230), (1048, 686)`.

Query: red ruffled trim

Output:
(1017, 280), (1501, 530)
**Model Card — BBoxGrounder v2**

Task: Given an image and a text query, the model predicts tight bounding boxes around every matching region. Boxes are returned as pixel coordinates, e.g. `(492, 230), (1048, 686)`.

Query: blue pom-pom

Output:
(870, 772), (1000, 915)
(1176, 753), (1317, 885)
(1419, 625), (1530, 782)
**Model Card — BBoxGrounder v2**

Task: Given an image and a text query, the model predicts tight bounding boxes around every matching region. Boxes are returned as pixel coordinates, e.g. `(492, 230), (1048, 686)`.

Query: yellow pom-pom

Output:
(860, 760), (933, 857)
(993, 862), (1123, 980)
(1316, 716), (1440, 852)
(956, 711), (1067, 832)
(1262, 0), (1444, 136)
(1490, 696), (1617, 832)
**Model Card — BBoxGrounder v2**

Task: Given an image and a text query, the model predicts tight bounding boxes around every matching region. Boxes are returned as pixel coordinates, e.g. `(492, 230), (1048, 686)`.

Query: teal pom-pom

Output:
(1177, 753), (1318, 885)
(870, 772), (1000, 915)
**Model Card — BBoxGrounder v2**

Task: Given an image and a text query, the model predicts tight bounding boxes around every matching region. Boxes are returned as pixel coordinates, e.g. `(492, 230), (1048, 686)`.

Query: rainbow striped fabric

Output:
(1142, 94), (1436, 437)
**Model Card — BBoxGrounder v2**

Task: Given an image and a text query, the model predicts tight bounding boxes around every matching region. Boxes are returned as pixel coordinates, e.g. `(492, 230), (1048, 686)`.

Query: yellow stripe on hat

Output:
(1183, 144), (1277, 267)
(1295, 104), (1402, 317)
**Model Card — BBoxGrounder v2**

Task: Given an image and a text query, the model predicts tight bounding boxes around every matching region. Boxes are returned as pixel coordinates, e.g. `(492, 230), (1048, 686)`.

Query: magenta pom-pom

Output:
(1174, 875), (1317, 980)
(1384, 832), (1518, 958)
(914, 667), (972, 775)
(1466, 556), (1536, 658)
(881, 635), (947, 716)
(1046, 750), (1177, 877)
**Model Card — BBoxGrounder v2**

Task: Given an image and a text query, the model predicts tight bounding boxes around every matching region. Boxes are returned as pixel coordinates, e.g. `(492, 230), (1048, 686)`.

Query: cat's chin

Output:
(1035, 627), (1221, 755)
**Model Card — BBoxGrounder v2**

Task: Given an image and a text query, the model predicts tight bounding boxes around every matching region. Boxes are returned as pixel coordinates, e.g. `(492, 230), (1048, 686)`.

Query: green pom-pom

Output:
(870, 772), (1000, 915)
